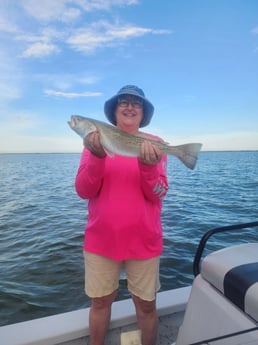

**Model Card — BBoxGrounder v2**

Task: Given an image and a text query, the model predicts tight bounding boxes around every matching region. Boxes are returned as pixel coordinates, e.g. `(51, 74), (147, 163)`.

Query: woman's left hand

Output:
(139, 140), (162, 165)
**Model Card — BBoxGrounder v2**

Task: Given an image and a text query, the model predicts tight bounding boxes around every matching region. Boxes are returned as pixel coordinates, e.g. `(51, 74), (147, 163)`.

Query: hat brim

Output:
(104, 92), (154, 128)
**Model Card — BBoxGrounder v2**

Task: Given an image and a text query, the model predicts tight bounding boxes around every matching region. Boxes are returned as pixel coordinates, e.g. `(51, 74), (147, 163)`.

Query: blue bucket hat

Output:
(104, 85), (154, 128)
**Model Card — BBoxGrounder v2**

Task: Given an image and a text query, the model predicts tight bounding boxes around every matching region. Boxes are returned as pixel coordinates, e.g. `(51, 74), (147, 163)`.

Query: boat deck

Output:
(60, 311), (184, 345)
(0, 287), (190, 345)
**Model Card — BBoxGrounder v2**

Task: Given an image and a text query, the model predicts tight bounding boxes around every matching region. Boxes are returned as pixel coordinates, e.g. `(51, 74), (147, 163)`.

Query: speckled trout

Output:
(68, 115), (202, 170)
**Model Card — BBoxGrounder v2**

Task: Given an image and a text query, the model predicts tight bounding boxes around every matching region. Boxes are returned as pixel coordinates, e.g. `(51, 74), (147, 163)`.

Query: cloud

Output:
(21, 0), (139, 22)
(0, 16), (19, 33)
(20, 0), (139, 23)
(21, 42), (60, 58)
(11, 14), (171, 58)
(18, 27), (63, 58)
(45, 90), (102, 98)
(20, 0), (81, 23)
(22, 42), (60, 58)
(1, 1), (170, 58)
(74, 0), (139, 12)
(35, 73), (99, 91)
(17, 27), (64, 43)
(67, 21), (171, 53)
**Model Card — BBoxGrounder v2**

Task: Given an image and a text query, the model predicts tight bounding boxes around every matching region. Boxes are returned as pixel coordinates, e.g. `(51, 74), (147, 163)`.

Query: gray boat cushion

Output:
(201, 243), (258, 322)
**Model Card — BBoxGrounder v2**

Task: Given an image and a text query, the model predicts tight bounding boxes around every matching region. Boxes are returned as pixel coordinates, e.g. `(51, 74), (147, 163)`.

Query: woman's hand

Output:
(139, 140), (162, 165)
(83, 131), (106, 158)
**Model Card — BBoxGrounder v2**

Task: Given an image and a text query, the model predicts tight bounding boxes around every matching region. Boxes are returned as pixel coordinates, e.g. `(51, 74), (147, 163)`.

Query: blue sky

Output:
(0, 0), (258, 153)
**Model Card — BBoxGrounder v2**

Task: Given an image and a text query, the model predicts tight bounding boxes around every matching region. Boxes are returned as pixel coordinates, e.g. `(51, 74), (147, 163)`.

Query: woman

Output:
(75, 85), (169, 345)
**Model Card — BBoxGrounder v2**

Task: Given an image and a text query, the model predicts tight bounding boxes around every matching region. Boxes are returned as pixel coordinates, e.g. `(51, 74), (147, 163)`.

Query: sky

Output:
(0, 0), (258, 153)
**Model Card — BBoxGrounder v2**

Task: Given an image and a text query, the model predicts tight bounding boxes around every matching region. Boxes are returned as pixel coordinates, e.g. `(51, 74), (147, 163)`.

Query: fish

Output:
(68, 115), (202, 170)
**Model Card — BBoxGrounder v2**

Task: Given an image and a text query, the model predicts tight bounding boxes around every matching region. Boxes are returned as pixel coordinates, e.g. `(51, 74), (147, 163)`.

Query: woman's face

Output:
(114, 95), (144, 134)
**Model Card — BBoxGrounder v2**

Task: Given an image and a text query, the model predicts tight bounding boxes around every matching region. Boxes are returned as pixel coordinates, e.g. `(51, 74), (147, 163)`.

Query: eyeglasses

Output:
(117, 98), (143, 109)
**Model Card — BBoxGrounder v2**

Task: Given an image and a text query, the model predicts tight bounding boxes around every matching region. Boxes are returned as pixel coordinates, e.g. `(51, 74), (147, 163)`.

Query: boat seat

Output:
(201, 243), (258, 323)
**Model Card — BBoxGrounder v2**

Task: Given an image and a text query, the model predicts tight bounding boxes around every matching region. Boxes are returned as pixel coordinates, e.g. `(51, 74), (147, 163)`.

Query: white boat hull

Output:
(0, 287), (190, 345)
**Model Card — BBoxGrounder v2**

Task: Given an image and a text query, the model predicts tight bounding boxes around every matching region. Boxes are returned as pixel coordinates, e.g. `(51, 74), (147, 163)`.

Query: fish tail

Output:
(169, 143), (202, 169)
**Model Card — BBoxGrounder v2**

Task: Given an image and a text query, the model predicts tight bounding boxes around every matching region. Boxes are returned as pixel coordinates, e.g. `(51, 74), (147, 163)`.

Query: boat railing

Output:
(193, 221), (258, 277)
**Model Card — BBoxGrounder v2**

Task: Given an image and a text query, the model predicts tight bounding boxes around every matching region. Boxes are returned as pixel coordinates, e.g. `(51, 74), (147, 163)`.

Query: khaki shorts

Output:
(84, 251), (160, 301)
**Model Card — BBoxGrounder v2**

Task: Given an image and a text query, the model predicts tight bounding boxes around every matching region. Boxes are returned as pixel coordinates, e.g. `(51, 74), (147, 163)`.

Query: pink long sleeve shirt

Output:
(75, 136), (168, 261)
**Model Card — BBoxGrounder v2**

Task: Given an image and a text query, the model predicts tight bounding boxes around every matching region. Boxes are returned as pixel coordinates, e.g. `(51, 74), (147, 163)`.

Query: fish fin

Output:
(174, 143), (202, 170)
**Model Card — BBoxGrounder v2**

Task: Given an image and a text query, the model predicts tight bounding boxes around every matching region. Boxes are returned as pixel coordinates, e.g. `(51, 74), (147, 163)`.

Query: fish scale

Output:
(68, 115), (202, 169)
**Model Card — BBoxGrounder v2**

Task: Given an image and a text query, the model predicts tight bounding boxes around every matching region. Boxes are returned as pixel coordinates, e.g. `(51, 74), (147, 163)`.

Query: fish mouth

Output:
(68, 115), (77, 128)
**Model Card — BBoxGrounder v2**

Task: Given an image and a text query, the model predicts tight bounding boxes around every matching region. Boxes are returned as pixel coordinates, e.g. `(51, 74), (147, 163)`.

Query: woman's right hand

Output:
(83, 131), (106, 158)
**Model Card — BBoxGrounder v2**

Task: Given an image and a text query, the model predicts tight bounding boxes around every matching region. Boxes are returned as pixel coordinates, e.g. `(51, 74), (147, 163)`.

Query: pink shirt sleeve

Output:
(75, 149), (106, 199)
(138, 155), (168, 202)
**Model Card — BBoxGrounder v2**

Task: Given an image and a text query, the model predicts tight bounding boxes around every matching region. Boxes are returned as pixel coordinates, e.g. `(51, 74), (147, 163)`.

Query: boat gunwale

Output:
(0, 286), (191, 345)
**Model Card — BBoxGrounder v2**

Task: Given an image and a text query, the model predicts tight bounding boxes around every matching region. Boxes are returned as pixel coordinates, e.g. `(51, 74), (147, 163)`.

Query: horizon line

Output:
(0, 149), (257, 155)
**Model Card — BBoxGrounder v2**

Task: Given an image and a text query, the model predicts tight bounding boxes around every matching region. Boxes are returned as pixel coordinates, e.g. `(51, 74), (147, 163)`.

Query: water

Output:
(0, 151), (257, 326)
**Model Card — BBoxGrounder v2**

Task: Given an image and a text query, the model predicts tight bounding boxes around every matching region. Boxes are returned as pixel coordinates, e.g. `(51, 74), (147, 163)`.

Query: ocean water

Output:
(0, 151), (257, 326)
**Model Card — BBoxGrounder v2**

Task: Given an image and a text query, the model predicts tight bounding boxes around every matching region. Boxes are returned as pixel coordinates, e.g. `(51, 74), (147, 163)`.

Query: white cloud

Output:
(21, 42), (60, 58)
(17, 27), (64, 43)
(67, 21), (171, 53)
(74, 0), (139, 12)
(45, 90), (102, 98)
(17, 27), (64, 58)
(20, 0), (139, 23)
(0, 16), (19, 33)
(1, 1), (170, 59)
(13, 18), (171, 58)
(33, 73), (99, 92)
(20, 0), (81, 23)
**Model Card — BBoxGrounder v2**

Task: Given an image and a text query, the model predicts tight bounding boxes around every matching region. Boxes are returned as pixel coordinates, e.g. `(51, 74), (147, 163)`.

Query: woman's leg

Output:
(84, 252), (121, 344)
(89, 290), (117, 345)
(126, 256), (160, 345)
(132, 294), (158, 345)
